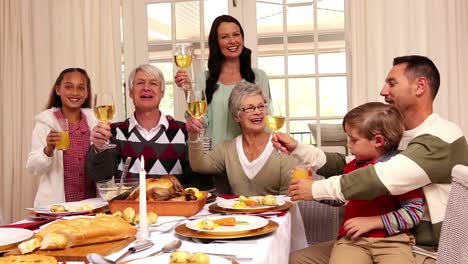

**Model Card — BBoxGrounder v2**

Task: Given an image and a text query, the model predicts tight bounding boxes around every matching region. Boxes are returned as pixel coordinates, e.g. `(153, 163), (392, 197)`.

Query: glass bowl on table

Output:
(96, 178), (139, 201)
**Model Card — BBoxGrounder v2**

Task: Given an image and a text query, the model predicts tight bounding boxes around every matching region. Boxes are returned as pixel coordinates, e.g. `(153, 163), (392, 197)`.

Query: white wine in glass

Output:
(187, 100), (208, 119)
(174, 54), (192, 69)
(187, 90), (208, 140)
(174, 43), (194, 90)
(265, 116), (286, 132)
(265, 102), (285, 133)
(94, 93), (116, 149)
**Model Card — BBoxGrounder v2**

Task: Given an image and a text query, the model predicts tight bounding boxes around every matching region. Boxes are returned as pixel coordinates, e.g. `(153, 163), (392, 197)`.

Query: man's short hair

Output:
(127, 64), (165, 92)
(393, 55), (440, 99)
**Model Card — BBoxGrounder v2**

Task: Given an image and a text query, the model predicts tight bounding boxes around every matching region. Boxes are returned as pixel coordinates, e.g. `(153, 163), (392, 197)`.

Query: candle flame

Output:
(140, 155), (145, 171)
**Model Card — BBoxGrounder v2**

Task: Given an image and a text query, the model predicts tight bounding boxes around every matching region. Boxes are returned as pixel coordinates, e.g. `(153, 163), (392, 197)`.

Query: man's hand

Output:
(174, 69), (192, 90)
(91, 122), (112, 151)
(343, 216), (383, 239)
(288, 178), (314, 201)
(272, 132), (298, 154)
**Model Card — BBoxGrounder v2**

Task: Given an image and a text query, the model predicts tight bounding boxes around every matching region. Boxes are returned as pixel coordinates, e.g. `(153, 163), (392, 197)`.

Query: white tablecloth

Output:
(107, 197), (308, 264)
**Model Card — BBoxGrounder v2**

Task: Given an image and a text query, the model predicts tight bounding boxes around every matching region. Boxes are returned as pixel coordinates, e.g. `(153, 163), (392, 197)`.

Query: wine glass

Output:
(174, 43), (193, 90)
(265, 102), (285, 133)
(265, 102), (285, 153)
(94, 93), (116, 149)
(186, 90), (208, 141)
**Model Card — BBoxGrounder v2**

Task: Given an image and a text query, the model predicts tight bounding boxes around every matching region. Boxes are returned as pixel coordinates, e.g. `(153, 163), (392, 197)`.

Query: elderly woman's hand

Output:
(174, 69), (192, 90)
(186, 117), (205, 135)
(90, 122), (112, 151)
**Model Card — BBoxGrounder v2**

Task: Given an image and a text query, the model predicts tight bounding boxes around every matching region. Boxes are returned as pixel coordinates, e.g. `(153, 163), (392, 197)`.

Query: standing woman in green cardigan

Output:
(187, 82), (296, 196)
(175, 15), (270, 146)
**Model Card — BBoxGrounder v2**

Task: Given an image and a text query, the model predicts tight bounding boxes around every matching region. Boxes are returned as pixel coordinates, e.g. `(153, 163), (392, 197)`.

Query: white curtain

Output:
(0, 0), (121, 224)
(347, 0), (468, 136)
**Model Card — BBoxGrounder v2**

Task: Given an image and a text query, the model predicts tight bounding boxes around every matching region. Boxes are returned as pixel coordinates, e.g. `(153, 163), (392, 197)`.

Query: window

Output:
(256, 0), (347, 145)
(146, 0), (228, 119)
(143, 0), (348, 146)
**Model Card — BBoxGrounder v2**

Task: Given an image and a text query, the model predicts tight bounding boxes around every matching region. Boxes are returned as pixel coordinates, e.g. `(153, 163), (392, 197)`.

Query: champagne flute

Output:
(265, 102), (286, 153)
(94, 93), (116, 149)
(174, 43), (193, 90)
(186, 90), (208, 141)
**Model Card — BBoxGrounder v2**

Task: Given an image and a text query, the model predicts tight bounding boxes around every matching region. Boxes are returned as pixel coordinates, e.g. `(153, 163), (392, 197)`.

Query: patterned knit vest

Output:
(110, 117), (188, 183)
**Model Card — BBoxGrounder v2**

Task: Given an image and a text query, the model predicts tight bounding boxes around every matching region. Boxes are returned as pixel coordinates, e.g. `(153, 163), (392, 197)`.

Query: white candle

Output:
(138, 155), (149, 240)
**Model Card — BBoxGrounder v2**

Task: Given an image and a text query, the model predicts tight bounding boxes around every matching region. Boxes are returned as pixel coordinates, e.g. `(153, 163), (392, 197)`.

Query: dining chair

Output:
(297, 173), (341, 245)
(437, 164), (468, 264)
(308, 123), (348, 155)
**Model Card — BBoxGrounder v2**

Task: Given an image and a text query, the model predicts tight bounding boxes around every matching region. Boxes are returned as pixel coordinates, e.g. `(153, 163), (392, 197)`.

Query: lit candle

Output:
(138, 155), (148, 240)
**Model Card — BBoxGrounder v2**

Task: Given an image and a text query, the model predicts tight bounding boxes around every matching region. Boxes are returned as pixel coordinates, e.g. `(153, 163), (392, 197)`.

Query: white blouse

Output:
(236, 134), (274, 180)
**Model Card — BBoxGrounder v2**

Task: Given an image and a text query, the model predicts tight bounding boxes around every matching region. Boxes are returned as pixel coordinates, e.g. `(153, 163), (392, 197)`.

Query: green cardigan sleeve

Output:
(188, 138), (227, 175)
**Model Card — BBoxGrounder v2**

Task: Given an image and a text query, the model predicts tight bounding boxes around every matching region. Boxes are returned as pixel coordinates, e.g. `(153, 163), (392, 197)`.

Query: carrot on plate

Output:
(213, 217), (236, 226)
(244, 199), (259, 207)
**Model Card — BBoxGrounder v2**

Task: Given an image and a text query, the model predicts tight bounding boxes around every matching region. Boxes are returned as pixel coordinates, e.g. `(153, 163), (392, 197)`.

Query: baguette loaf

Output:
(0, 254), (57, 264)
(18, 216), (136, 252)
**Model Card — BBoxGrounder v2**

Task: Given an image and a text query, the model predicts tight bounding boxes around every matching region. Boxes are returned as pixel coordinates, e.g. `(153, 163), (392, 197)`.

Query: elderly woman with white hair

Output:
(187, 82), (297, 195)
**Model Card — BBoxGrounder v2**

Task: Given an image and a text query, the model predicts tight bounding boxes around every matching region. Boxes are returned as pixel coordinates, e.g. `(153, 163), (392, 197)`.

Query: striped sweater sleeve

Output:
(381, 189), (423, 235)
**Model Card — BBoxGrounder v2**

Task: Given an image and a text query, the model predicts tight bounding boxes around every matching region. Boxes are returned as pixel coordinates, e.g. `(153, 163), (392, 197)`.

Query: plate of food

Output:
(185, 215), (268, 236)
(0, 228), (34, 250)
(27, 198), (107, 216)
(217, 195), (285, 210)
(127, 251), (232, 264)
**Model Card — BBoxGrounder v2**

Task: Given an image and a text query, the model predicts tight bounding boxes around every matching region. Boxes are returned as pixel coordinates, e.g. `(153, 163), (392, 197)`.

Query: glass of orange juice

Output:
(56, 119), (70, 151)
(291, 164), (311, 179)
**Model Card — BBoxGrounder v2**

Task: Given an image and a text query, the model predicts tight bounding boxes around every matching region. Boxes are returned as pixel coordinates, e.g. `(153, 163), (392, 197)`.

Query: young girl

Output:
(27, 68), (98, 207)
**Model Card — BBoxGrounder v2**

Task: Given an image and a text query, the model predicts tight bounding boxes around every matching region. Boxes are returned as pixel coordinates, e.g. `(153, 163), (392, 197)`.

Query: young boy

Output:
(327, 102), (423, 263)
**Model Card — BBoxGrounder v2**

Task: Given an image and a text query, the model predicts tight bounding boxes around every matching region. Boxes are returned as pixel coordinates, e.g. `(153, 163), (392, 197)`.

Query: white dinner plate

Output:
(149, 216), (186, 227)
(217, 196), (285, 210)
(27, 198), (107, 216)
(0, 228), (34, 249)
(127, 253), (231, 264)
(186, 215), (268, 234)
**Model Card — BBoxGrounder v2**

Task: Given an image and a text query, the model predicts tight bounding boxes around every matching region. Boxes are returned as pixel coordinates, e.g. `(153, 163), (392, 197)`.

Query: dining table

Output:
(103, 196), (307, 264)
(3, 196), (308, 264)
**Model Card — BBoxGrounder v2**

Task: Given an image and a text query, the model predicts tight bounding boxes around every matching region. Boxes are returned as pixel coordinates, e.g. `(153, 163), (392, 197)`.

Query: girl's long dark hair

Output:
(206, 15), (255, 104)
(46, 68), (92, 109)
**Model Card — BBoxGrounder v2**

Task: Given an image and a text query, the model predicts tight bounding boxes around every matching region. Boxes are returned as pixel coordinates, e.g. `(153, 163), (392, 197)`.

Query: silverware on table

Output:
(118, 240), (182, 263)
(149, 220), (184, 233)
(87, 240), (153, 264)
(117, 157), (132, 195)
(197, 252), (253, 262)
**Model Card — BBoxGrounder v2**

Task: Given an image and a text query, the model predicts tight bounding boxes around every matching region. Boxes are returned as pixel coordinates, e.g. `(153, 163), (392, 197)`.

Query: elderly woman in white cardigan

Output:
(187, 82), (298, 195)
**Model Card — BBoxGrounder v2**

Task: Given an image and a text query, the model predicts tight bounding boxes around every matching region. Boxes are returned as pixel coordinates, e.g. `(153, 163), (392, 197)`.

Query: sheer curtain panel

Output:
(347, 0), (468, 136)
(0, 0), (121, 224)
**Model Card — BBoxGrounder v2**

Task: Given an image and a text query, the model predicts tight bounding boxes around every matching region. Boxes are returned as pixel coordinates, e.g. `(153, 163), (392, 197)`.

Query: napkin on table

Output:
(0, 218), (56, 230)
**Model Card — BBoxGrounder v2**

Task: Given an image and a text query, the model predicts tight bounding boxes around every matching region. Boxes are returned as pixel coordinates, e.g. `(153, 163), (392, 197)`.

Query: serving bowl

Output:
(108, 191), (208, 216)
(96, 178), (139, 201)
